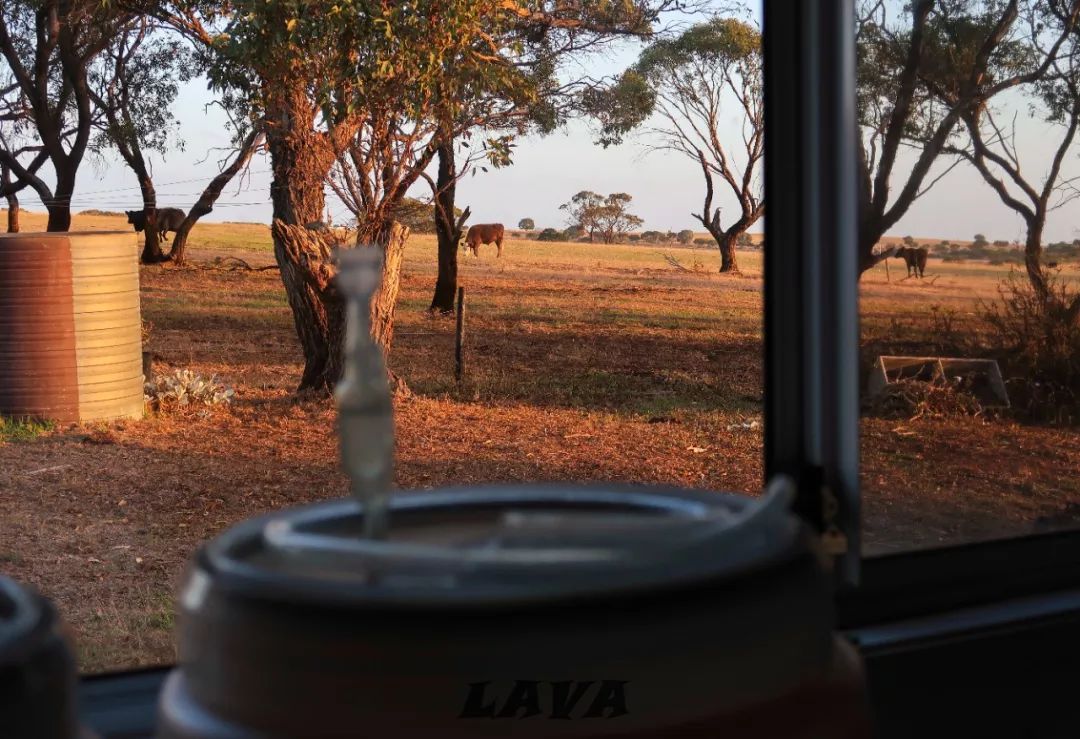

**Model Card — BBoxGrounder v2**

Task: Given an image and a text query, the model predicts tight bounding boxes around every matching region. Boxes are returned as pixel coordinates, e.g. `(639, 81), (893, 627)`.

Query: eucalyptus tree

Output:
(583, 16), (762, 272)
(938, 0), (1080, 296)
(854, 0), (1079, 276)
(422, 3), (666, 315)
(560, 190), (643, 243)
(0, 0), (136, 231)
(90, 16), (191, 262)
(159, 0), (693, 393)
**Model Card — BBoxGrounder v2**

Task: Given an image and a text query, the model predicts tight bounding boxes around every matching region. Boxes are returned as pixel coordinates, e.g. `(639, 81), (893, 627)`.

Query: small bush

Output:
(536, 228), (562, 242)
(677, 229), (695, 245)
(145, 369), (235, 412)
(694, 237), (711, 246)
(864, 377), (985, 421)
(993, 240), (1010, 247)
(79, 209), (125, 217)
(979, 269), (1080, 424)
(0, 416), (55, 442)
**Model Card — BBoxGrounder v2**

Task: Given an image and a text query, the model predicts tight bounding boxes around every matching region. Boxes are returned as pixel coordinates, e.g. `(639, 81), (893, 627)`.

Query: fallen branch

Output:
(659, 252), (692, 272)
(204, 256), (279, 272)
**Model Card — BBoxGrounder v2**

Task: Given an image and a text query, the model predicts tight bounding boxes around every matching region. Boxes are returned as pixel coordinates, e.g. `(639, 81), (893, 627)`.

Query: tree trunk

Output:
(430, 138), (461, 314)
(170, 129), (263, 266)
(266, 85), (402, 394)
(268, 120), (341, 392)
(272, 218), (408, 393)
(1024, 220), (1047, 297)
(5, 192), (18, 233)
(45, 170), (75, 232)
(718, 233), (739, 273)
(1, 163), (18, 233)
(139, 177), (167, 264)
(369, 221), (408, 352)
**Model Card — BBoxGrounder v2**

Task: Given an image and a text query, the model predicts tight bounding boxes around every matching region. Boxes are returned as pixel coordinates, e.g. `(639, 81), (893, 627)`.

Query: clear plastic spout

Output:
(334, 247), (394, 540)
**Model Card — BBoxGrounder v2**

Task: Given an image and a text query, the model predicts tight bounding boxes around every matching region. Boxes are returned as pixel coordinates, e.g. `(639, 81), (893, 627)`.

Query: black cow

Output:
(894, 245), (928, 278)
(126, 208), (187, 241)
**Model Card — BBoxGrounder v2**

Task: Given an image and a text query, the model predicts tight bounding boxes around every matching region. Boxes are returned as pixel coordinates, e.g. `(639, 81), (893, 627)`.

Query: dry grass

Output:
(1, 211), (1079, 673)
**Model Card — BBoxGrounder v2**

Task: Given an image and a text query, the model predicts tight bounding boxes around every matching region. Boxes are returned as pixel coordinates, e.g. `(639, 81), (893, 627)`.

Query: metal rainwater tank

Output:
(0, 231), (143, 424)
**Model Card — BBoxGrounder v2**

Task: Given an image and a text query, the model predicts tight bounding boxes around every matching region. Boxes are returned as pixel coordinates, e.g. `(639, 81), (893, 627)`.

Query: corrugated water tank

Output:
(0, 231), (143, 423)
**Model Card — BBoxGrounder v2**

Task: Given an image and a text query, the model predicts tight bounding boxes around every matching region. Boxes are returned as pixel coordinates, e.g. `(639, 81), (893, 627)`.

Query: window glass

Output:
(856, 0), (1080, 555)
(0, 1), (767, 673)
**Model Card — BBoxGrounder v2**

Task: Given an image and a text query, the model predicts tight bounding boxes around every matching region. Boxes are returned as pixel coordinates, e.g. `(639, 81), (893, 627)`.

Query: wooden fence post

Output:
(455, 287), (465, 383)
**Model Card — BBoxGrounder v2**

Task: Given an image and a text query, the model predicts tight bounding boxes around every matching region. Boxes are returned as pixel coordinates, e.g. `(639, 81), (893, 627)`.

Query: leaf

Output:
(286, 18), (298, 32)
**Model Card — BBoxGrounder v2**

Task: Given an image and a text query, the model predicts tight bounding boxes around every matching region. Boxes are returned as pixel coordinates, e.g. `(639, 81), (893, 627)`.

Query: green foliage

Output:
(90, 26), (193, 160)
(388, 197), (460, 234)
(973, 233), (987, 245)
(518, 218), (535, 230)
(677, 229), (694, 244)
(736, 232), (753, 246)
(0, 416), (54, 443)
(584, 16), (761, 148)
(536, 227), (562, 242)
(980, 269), (1080, 424)
(560, 190), (643, 243)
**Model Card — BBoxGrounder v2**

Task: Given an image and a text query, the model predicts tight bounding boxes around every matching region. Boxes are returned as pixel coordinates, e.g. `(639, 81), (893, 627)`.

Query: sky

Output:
(30, 5), (1080, 245)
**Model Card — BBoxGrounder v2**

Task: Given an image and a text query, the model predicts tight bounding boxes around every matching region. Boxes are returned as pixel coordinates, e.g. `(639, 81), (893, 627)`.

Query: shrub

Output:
(0, 416), (55, 442)
(694, 237), (711, 246)
(79, 209), (125, 217)
(677, 229), (695, 245)
(973, 233), (987, 246)
(978, 269), (1080, 424)
(736, 233), (753, 246)
(145, 369), (235, 411)
(536, 228), (562, 242)
(993, 240), (1010, 247)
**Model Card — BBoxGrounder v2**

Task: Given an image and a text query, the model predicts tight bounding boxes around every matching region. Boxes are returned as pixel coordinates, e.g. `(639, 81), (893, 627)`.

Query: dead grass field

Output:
(1, 210), (1079, 674)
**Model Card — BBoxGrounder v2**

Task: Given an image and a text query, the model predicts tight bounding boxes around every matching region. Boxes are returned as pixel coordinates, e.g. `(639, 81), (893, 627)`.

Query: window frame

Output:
(71, 0), (1080, 734)
(763, 0), (1080, 625)
(763, 0), (861, 586)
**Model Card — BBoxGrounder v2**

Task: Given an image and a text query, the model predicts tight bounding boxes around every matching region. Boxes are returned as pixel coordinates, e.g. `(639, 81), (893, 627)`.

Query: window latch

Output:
(819, 483), (849, 558)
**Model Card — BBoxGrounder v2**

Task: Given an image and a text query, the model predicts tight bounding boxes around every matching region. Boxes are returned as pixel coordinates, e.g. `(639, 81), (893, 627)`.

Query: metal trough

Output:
(867, 355), (1010, 408)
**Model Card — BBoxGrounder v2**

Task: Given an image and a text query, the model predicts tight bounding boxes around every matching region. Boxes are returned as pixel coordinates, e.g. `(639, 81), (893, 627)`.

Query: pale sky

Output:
(31, 7), (1080, 245)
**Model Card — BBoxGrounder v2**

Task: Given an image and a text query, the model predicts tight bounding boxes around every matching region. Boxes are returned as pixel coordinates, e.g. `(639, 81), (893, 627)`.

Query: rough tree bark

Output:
(138, 179), (166, 264)
(169, 128), (264, 266)
(1, 163), (18, 232)
(266, 84), (403, 394)
(5, 191), (17, 232)
(429, 137), (471, 314)
(1024, 219), (1047, 298)
(272, 219), (408, 392)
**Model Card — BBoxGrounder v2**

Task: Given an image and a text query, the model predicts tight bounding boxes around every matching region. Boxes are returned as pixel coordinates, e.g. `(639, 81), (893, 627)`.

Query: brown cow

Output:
(464, 223), (504, 257)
